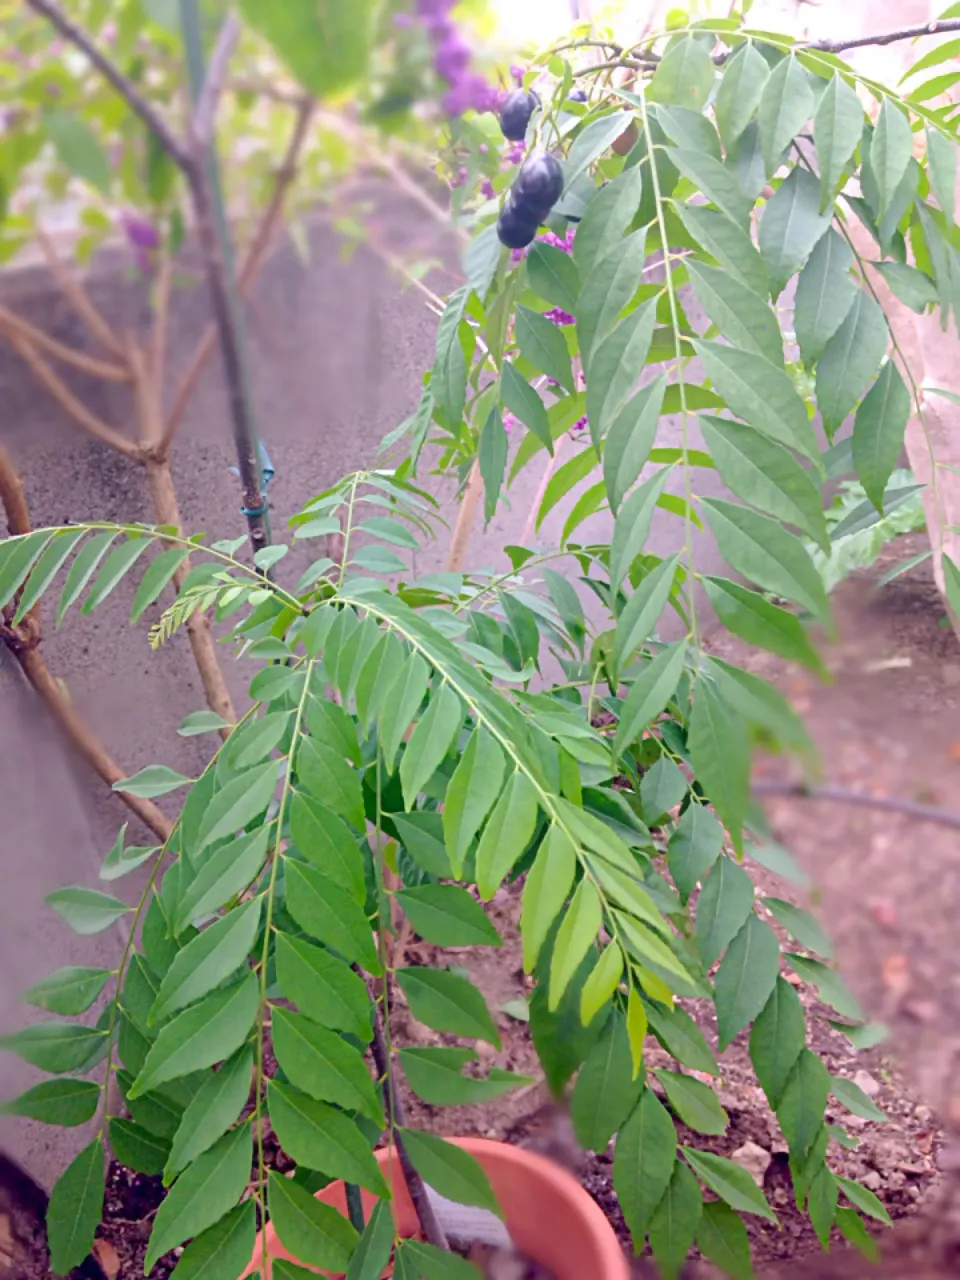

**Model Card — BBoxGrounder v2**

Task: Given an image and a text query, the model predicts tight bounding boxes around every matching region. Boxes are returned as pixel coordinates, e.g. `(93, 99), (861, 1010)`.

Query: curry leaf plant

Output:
(5, 13), (960, 1280)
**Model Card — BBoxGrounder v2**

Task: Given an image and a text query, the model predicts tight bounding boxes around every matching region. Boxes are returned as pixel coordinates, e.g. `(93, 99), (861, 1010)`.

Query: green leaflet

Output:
(571, 1012), (645, 1151)
(778, 1048), (831, 1163)
(501, 360), (553, 453)
(677, 203), (768, 296)
(576, 229), (648, 367)
(613, 641), (687, 760)
(714, 41), (769, 151)
(613, 554), (680, 678)
(573, 165), (645, 279)
(397, 883), (503, 948)
(443, 724), (506, 875)
(686, 260), (783, 366)
(702, 576), (825, 674)
(794, 228), (857, 366)
(169, 1201), (256, 1280)
(667, 803), (724, 905)
(398, 1128), (501, 1215)
(609, 465), (675, 593)
(869, 98), (913, 220)
(648, 35), (714, 110)
(813, 73), (864, 210)
(852, 360), (911, 511)
(130, 972), (259, 1098)
(399, 681), (463, 809)
(714, 915), (781, 1051)
(146, 1125), (252, 1271)
(696, 1200), (752, 1280)
(289, 793), (365, 903)
(0, 1078), (101, 1128)
(648, 1160), (702, 1279)
(548, 879), (602, 1011)
(655, 1070), (728, 1136)
(699, 417), (830, 552)
(151, 898), (261, 1023)
(682, 1147), (776, 1221)
(694, 340), (819, 461)
(521, 824), (576, 973)
(285, 861), (381, 974)
(701, 497), (831, 626)
(479, 405), (508, 523)
(475, 769), (539, 900)
(694, 855), (754, 968)
(687, 676), (750, 853)
(165, 1046), (253, 1182)
(815, 291), (889, 436)
(46, 1141), (104, 1276)
(268, 1080), (390, 1196)
(747, 977), (808, 1111)
(603, 376), (666, 513)
(613, 1088), (677, 1248)
(268, 1172), (359, 1273)
(527, 240), (581, 314)
(669, 147), (752, 226)
(585, 299), (658, 444)
(397, 966), (501, 1047)
(758, 167), (831, 297)
(272, 1007), (384, 1123)
(758, 55), (815, 177)
(430, 286), (469, 426)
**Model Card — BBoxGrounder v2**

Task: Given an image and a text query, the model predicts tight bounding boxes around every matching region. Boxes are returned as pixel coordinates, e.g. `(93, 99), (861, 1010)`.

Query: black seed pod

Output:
(499, 88), (539, 141)
(512, 153), (565, 222)
(496, 195), (540, 250)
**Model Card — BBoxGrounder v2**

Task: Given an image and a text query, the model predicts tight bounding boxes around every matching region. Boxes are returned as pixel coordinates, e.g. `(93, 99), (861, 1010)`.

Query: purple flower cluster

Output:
(119, 211), (160, 274)
(417, 0), (500, 117)
(506, 140), (526, 166)
(510, 222), (576, 265)
(544, 307), (575, 325)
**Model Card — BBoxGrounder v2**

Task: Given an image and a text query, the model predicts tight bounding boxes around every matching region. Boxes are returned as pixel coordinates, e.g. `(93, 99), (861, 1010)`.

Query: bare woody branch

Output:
(0, 304), (130, 382)
(159, 95), (316, 453)
(806, 17), (960, 55)
(24, 0), (191, 170)
(34, 223), (128, 360)
(10, 332), (142, 460)
(192, 13), (242, 149)
(753, 778), (960, 833)
(0, 445), (172, 841)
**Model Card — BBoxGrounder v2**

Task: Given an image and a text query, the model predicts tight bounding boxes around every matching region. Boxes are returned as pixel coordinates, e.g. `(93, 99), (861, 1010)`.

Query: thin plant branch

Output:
(150, 254), (173, 400)
(34, 222), (128, 359)
(184, 159), (269, 551)
(160, 95), (315, 453)
(9, 332), (142, 460)
(24, 0), (191, 169)
(368, 988), (449, 1250)
(806, 18), (960, 55)
(0, 304), (130, 381)
(191, 13), (241, 149)
(127, 351), (237, 732)
(0, 445), (172, 841)
(521, 434), (567, 547)
(445, 458), (484, 573)
(752, 778), (960, 832)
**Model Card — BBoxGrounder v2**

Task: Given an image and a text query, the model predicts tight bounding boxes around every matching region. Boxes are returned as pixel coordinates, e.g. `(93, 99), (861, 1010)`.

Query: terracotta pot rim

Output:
(245, 1135), (629, 1280)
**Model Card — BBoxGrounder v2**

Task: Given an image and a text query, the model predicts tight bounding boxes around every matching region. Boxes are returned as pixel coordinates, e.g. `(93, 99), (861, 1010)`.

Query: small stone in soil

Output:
(463, 1241), (557, 1279)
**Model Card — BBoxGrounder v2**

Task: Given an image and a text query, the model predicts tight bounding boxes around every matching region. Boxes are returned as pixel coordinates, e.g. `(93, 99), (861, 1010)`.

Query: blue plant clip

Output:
(230, 442), (275, 517)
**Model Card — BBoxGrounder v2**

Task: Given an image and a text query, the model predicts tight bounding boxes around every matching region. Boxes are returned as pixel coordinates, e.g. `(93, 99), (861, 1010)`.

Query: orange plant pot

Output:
(243, 1137), (629, 1280)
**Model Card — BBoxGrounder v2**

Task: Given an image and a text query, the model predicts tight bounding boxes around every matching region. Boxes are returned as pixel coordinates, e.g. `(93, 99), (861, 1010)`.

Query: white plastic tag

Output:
(424, 1186), (514, 1248)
